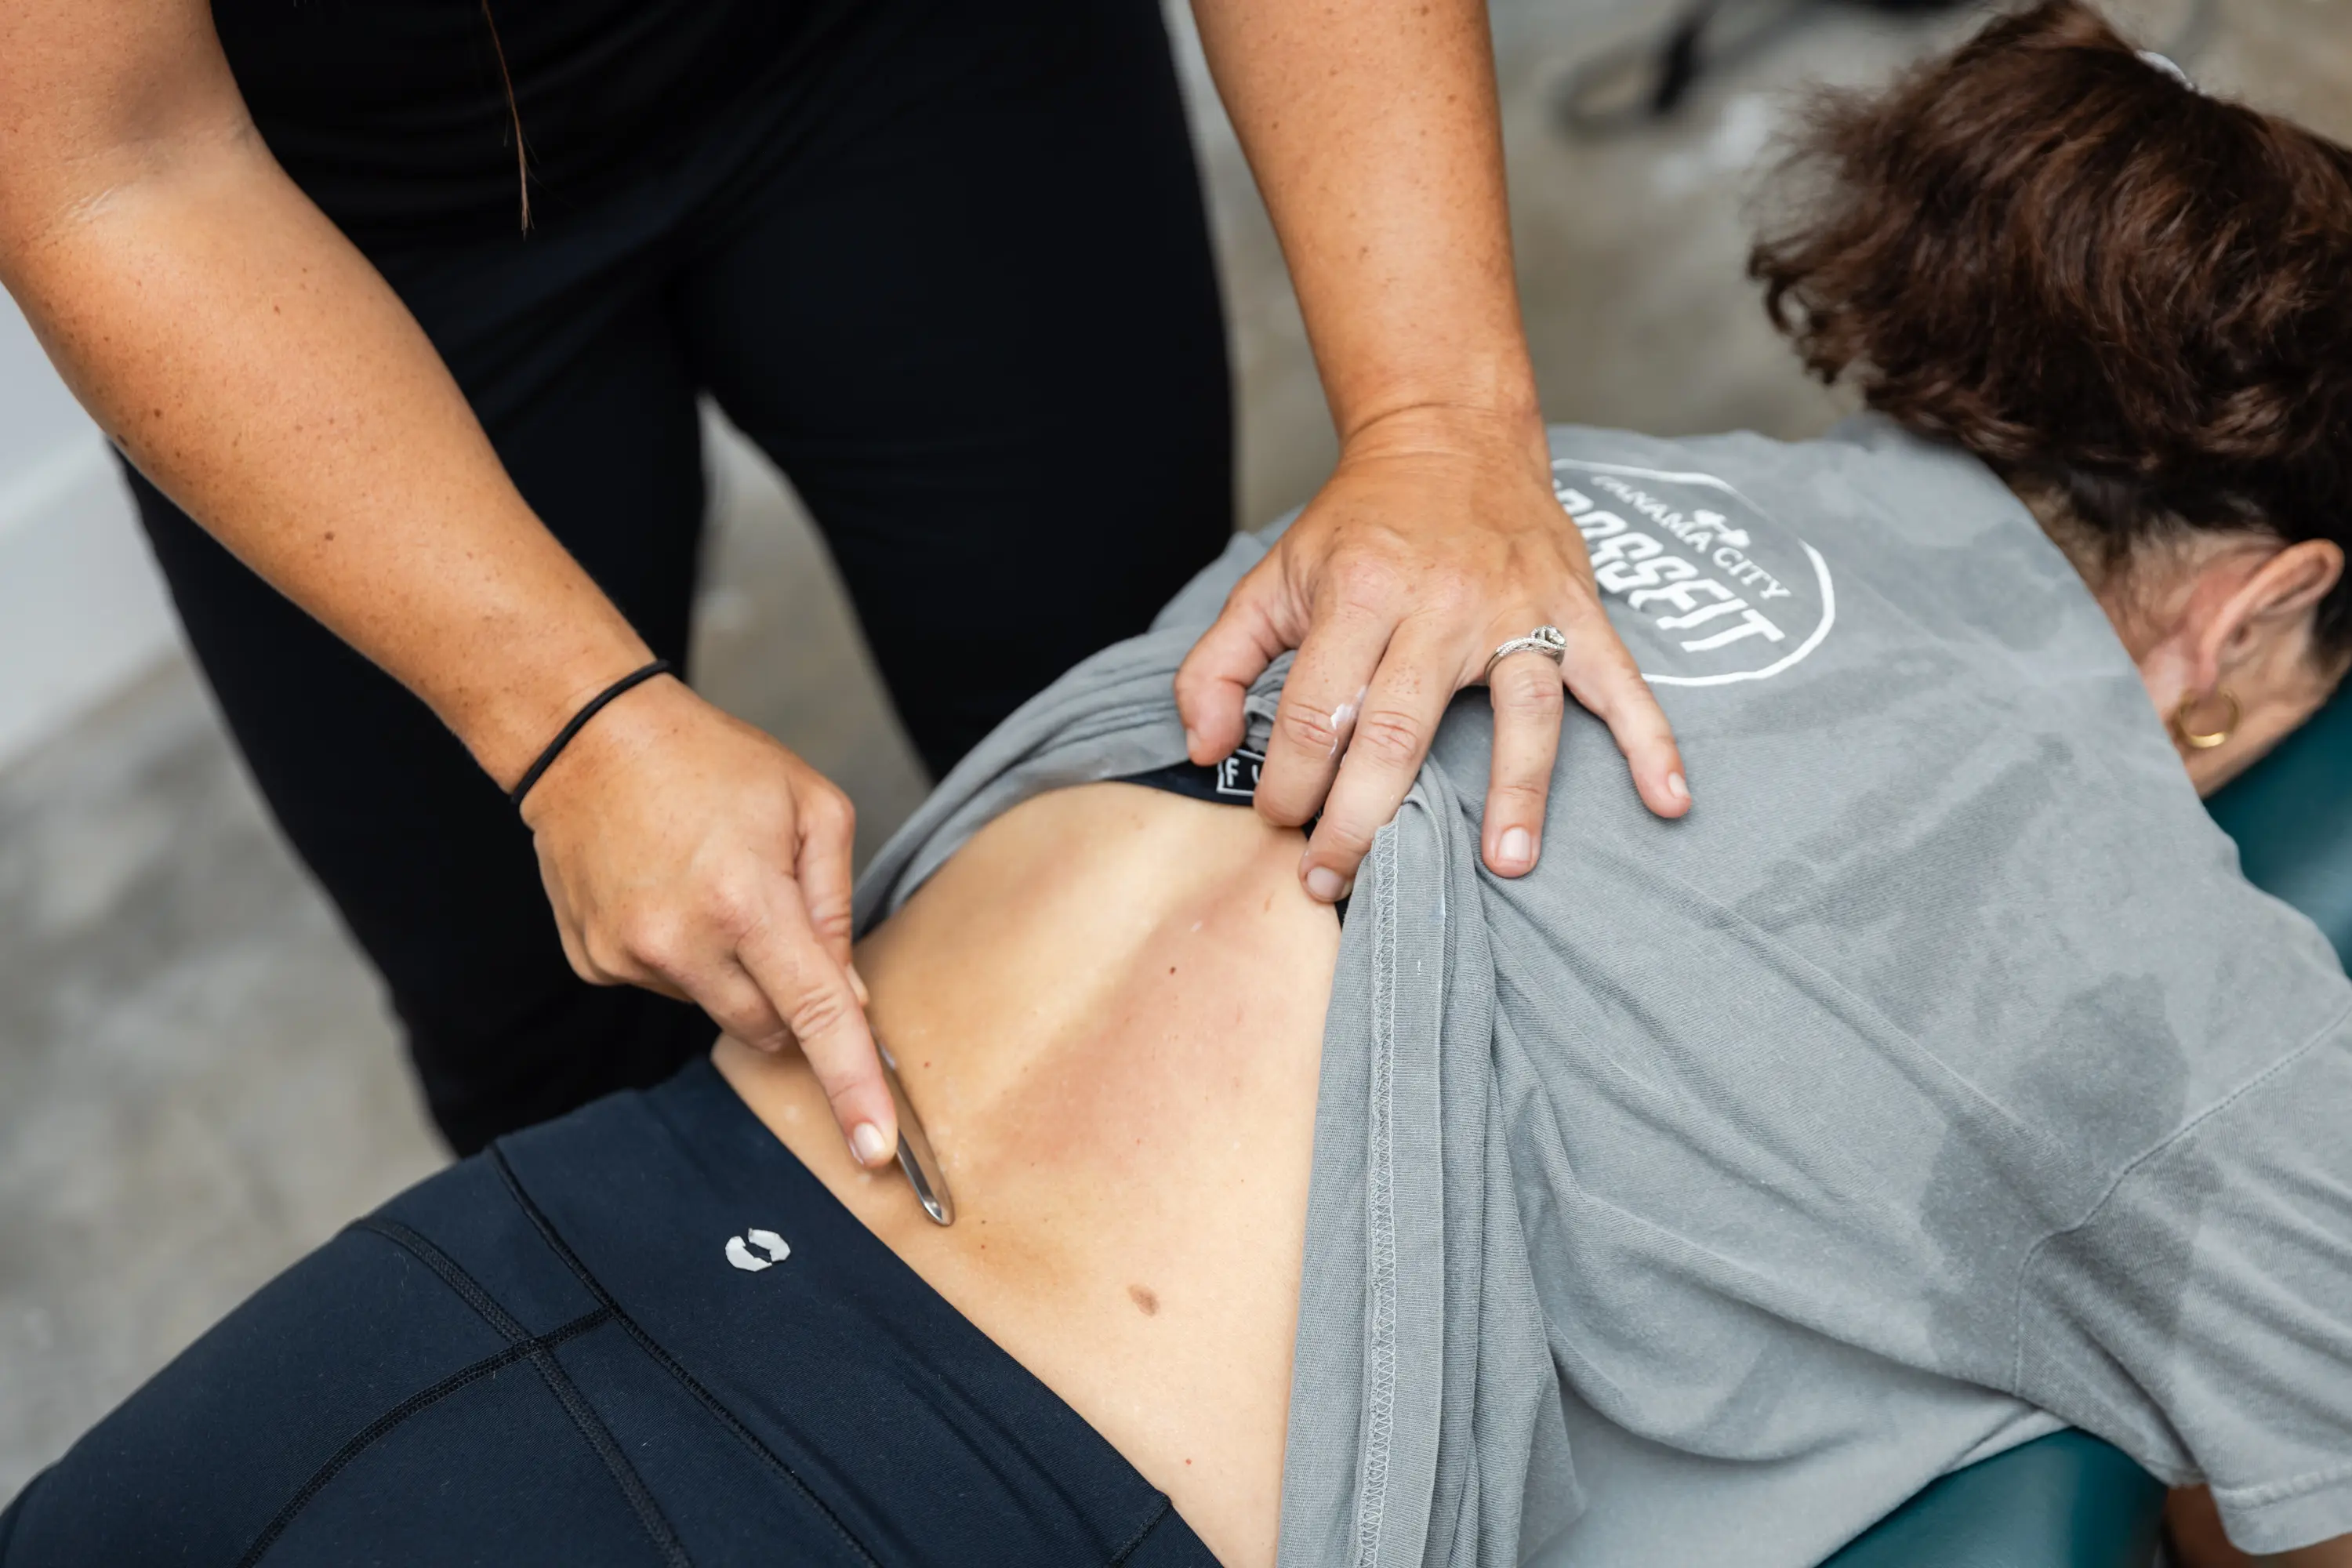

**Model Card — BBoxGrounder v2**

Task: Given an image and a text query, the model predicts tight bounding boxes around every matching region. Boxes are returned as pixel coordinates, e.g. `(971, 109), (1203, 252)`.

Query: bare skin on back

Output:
(717, 782), (1341, 1567)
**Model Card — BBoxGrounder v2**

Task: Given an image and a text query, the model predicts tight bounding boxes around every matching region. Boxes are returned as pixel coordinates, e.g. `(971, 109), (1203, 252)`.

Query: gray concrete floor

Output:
(5, 0), (2347, 1504)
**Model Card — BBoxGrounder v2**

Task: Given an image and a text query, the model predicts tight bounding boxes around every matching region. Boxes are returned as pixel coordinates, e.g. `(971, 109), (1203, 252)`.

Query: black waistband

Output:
(483, 1060), (1216, 1563)
(1118, 746), (1265, 808)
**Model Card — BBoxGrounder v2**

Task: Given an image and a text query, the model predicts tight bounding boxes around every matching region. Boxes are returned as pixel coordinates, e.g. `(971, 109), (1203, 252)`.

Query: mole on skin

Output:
(1128, 1283), (1160, 1316)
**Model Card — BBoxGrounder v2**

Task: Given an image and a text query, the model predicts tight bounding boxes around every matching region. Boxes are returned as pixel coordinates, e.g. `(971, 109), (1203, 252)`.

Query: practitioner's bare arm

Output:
(0, 0), (896, 1163)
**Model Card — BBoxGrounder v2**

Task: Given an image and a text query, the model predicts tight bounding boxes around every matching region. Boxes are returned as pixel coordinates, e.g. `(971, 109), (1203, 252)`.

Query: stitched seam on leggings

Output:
(356, 1218), (533, 1336)
(490, 1145), (882, 1568)
(1106, 1493), (1178, 1566)
(231, 1306), (611, 1568)
(357, 1218), (693, 1568)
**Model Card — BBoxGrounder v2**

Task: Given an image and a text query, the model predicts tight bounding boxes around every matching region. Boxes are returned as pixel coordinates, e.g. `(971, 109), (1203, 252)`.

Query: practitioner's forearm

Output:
(1188, 0), (1542, 445)
(9, 167), (648, 785)
(4, 0), (902, 1167)
(0, 5), (648, 788)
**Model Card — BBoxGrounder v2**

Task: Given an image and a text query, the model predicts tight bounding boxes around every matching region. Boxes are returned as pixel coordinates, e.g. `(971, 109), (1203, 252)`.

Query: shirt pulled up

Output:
(852, 418), (2352, 1565)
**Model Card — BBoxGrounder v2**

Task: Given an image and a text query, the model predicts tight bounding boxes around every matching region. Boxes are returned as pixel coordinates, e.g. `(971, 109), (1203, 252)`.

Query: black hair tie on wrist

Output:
(509, 659), (673, 810)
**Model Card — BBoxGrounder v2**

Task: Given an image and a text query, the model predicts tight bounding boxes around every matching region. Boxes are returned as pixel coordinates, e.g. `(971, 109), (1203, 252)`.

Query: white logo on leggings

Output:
(725, 1229), (792, 1272)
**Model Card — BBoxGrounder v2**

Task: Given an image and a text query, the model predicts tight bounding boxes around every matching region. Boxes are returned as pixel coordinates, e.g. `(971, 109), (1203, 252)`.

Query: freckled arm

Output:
(2, 0), (909, 1166)
(0, 0), (651, 782)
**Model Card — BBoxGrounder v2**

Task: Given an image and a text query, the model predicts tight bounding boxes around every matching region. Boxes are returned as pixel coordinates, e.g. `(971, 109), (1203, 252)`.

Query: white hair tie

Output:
(2138, 49), (2198, 90)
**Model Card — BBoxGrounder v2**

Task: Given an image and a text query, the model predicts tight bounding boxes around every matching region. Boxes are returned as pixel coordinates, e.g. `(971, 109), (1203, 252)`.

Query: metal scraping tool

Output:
(873, 1030), (954, 1226)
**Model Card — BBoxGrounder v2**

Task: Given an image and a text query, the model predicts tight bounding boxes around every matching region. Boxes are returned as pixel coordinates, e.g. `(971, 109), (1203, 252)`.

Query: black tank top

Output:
(211, 0), (822, 245)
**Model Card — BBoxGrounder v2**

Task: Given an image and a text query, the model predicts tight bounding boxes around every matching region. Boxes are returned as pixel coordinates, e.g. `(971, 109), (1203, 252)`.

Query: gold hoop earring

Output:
(2176, 688), (2240, 751)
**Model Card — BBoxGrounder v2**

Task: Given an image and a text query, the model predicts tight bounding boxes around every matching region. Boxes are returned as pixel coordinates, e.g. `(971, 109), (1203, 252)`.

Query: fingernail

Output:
(1497, 826), (1534, 872)
(846, 964), (870, 1007)
(1304, 865), (1348, 902)
(1183, 727), (1202, 758)
(851, 1122), (893, 1167)
(1666, 771), (1690, 803)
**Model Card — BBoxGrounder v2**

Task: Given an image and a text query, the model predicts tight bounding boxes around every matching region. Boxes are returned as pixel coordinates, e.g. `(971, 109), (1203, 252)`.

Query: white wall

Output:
(0, 296), (183, 772)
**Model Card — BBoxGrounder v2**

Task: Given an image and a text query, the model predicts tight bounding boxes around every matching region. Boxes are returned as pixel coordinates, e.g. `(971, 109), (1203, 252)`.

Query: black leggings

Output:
(0, 1060), (1218, 1566)
(132, 0), (1232, 1152)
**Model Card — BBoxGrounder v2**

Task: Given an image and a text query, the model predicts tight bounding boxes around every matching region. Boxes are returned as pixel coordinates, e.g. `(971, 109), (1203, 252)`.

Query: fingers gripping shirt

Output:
(852, 416), (2352, 1566)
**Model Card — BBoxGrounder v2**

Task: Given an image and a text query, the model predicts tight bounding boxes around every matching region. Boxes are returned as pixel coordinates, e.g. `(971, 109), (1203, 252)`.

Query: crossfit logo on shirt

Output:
(725, 1229), (792, 1272)
(1552, 458), (1835, 686)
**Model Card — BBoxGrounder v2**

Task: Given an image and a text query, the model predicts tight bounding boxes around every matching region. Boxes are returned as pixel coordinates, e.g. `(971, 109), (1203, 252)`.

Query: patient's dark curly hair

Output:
(1750, 0), (2352, 657)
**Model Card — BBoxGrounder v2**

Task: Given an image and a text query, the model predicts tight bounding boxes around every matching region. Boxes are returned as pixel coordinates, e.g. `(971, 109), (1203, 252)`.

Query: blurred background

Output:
(2, 0), (2345, 1500)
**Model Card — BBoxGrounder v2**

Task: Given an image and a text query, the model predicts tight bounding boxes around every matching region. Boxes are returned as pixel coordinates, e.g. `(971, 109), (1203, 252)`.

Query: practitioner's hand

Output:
(1175, 405), (1690, 902)
(517, 675), (898, 1167)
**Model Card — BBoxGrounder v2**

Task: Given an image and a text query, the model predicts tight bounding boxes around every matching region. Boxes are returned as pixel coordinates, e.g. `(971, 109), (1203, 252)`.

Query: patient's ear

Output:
(2143, 536), (2347, 793)
(2197, 538), (2343, 691)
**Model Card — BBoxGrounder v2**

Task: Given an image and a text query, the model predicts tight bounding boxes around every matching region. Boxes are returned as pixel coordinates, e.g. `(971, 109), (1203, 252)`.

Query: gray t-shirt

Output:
(855, 417), (2352, 1564)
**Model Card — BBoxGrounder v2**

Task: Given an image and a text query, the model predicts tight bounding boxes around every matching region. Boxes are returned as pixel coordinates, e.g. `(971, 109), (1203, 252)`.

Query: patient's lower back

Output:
(718, 782), (1338, 1568)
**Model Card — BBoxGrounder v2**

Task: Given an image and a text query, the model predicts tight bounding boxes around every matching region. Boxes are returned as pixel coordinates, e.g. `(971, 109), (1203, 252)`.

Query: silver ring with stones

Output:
(1483, 625), (1568, 684)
